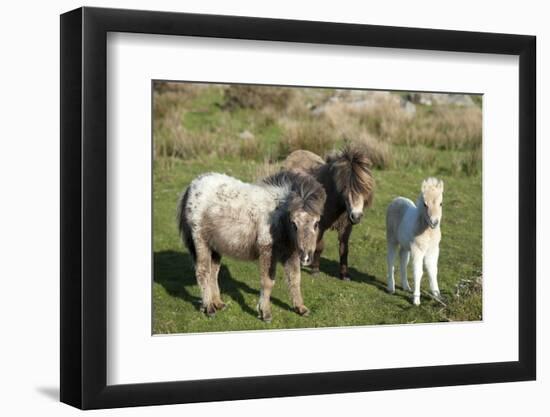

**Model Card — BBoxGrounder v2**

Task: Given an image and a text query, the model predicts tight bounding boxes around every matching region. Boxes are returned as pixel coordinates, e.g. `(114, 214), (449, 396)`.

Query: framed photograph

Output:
(60, 6), (536, 409)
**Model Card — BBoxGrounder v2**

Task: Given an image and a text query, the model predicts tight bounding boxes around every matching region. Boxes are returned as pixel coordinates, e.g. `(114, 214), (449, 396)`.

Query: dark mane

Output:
(326, 144), (375, 207)
(262, 171), (326, 216)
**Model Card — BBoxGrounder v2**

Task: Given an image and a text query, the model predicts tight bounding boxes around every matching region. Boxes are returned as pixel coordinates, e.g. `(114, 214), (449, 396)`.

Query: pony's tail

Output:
(176, 187), (196, 262)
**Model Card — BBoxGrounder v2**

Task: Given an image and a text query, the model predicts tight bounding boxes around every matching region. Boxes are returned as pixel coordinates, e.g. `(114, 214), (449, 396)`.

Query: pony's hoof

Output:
(412, 296), (421, 306)
(387, 286), (395, 294)
(310, 268), (320, 276)
(202, 304), (217, 317)
(260, 312), (272, 323)
(257, 305), (273, 323)
(295, 306), (310, 316)
(214, 301), (227, 311)
(403, 286), (412, 292)
(340, 274), (351, 281)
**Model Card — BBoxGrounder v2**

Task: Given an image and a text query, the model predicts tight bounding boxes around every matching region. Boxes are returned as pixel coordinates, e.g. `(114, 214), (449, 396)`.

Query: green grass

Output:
(153, 157), (482, 334)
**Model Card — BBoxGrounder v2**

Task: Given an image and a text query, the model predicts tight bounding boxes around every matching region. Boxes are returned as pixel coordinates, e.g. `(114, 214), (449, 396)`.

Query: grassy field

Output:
(152, 83), (482, 334)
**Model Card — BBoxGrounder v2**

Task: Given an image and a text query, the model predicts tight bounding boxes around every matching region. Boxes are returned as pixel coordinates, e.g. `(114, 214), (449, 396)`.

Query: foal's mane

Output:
(262, 171), (326, 216)
(325, 145), (375, 206)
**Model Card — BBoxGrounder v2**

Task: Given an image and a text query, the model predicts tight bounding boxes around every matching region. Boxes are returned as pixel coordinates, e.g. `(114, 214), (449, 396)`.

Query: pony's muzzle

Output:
(429, 219), (439, 229)
(300, 251), (313, 266)
(349, 212), (363, 224)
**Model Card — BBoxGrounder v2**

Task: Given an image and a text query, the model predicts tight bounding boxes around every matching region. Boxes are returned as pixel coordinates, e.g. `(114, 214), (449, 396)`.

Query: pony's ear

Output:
(421, 179), (429, 193)
(421, 177), (444, 193)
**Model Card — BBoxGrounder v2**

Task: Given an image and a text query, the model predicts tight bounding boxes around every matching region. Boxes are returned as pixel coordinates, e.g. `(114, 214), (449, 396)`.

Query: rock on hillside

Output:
(403, 92), (476, 107)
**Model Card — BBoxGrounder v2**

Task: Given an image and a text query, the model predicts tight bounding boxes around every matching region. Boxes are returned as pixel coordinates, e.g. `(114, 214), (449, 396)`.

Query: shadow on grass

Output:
(312, 257), (414, 305)
(313, 258), (454, 311)
(154, 250), (293, 319)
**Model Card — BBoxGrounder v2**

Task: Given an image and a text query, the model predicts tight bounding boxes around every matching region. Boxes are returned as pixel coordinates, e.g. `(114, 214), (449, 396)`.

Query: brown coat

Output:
(283, 146), (375, 279)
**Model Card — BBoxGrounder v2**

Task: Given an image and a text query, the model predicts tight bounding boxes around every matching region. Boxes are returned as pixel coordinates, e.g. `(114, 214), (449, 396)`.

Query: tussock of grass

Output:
(441, 274), (483, 322)
(153, 83), (481, 177)
(278, 118), (339, 157)
(223, 85), (295, 111)
(253, 158), (281, 181)
(394, 106), (482, 151)
(155, 111), (216, 159)
(347, 133), (393, 170)
(452, 147), (482, 176)
(353, 98), (482, 152)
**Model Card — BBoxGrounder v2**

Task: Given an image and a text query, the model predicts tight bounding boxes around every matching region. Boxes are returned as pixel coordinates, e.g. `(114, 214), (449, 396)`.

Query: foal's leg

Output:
(386, 242), (398, 294)
(411, 247), (424, 306)
(399, 248), (411, 291)
(338, 221), (353, 280)
(425, 246), (440, 298)
(209, 251), (226, 311)
(257, 246), (276, 323)
(284, 254), (309, 316)
(194, 240), (215, 316)
(311, 231), (325, 275)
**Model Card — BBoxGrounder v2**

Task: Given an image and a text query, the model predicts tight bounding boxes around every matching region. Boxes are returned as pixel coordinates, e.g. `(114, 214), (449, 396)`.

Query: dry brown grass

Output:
(317, 96), (403, 170)
(252, 158), (281, 181)
(277, 118), (338, 157)
(223, 85), (295, 111)
(358, 103), (482, 151)
(324, 93), (483, 152)
(394, 146), (438, 169)
(153, 82), (210, 120)
(155, 111), (214, 159)
(154, 84), (268, 161)
(153, 82), (482, 176)
(153, 83), (219, 160)
(397, 106), (482, 150)
(238, 134), (263, 160)
(451, 147), (482, 176)
(348, 133), (393, 170)
(320, 94), (482, 173)
(348, 96), (413, 142)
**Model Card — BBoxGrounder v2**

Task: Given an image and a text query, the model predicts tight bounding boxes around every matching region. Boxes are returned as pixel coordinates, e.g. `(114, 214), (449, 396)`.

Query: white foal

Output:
(386, 178), (444, 305)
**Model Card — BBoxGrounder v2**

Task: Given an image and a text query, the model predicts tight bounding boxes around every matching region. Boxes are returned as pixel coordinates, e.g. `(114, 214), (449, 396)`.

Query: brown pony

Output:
(284, 145), (375, 280)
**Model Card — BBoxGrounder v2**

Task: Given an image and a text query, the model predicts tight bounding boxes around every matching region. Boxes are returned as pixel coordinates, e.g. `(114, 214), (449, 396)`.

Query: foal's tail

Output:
(176, 187), (196, 262)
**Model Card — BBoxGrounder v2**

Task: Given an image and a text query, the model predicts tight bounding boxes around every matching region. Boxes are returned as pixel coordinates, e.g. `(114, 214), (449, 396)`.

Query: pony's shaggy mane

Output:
(326, 145), (375, 207)
(262, 171), (326, 216)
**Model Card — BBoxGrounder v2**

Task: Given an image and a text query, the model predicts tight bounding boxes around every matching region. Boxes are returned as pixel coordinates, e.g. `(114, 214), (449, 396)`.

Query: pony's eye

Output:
(292, 222), (298, 231)
(424, 202), (428, 208)
(314, 222), (319, 230)
(440, 203), (443, 207)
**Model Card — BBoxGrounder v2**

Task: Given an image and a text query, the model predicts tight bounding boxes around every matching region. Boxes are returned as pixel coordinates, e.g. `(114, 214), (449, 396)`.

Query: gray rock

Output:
(400, 99), (417, 115)
(239, 130), (255, 141)
(408, 93), (475, 107)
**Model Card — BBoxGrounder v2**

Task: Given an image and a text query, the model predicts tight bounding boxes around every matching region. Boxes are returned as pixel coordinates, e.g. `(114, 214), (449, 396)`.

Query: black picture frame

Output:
(60, 6), (536, 410)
